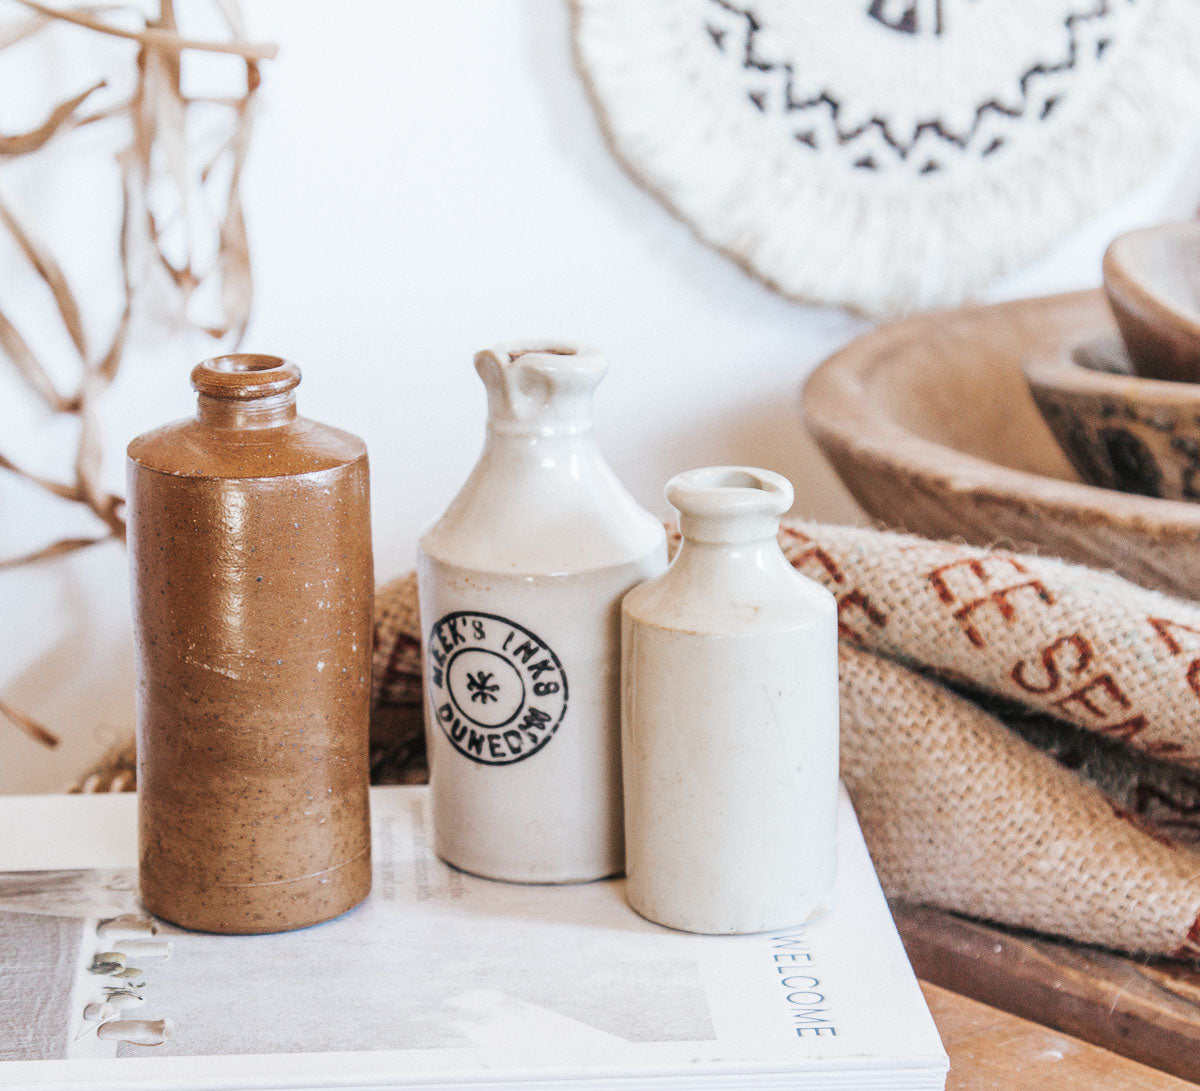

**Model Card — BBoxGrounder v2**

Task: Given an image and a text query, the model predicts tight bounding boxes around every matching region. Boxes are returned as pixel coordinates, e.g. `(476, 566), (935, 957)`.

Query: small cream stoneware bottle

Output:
(418, 343), (667, 883)
(621, 467), (839, 934)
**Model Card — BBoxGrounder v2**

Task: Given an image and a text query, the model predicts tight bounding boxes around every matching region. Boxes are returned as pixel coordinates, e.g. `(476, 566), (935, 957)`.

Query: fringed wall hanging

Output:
(571, 0), (1200, 316)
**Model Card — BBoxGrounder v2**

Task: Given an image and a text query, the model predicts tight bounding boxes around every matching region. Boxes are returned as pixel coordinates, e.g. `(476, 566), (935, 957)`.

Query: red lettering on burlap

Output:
(1097, 715), (1149, 744)
(1010, 633), (1094, 694)
(781, 529), (846, 587)
(1009, 633), (1167, 752)
(1052, 672), (1130, 719)
(837, 589), (888, 643)
(1188, 660), (1200, 702)
(1148, 617), (1200, 656)
(1176, 913), (1200, 960)
(1143, 739), (1188, 760)
(928, 556), (1029, 603)
(953, 582), (1055, 649)
(1146, 617), (1200, 709)
(926, 557), (1055, 649)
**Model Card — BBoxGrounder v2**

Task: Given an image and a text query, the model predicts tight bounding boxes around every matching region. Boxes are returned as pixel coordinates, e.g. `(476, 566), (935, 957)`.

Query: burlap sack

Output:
(779, 523), (1200, 766)
(371, 524), (1200, 958)
(839, 645), (1200, 958)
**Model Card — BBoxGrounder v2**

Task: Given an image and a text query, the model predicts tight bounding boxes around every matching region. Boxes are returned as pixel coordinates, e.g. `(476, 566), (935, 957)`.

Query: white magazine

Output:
(0, 786), (947, 1090)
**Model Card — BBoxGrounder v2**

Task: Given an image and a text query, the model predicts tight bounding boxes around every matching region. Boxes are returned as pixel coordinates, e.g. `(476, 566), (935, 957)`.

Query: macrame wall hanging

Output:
(571, 0), (1200, 316)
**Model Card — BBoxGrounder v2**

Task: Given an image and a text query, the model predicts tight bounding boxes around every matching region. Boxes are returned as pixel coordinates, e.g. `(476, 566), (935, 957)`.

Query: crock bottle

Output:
(621, 467), (839, 933)
(418, 343), (666, 883)
(127, 355), (373, 933)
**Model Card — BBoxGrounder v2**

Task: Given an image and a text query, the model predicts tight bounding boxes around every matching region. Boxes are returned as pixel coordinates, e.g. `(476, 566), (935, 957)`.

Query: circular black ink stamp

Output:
(427, 611), (568, 766)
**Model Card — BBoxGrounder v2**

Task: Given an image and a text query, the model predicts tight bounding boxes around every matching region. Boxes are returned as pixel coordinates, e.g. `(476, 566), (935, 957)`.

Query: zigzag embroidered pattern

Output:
(706, 0), (1119, 171)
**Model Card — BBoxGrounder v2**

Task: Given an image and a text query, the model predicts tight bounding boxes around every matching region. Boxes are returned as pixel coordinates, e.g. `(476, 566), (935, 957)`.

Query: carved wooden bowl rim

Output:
(803, 289), (1200, 536)
(1023, 333), (1200, 408)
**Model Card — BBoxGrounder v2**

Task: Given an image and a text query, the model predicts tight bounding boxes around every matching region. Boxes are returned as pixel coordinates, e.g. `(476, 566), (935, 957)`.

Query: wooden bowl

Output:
(1103, 221), (1200, 383)
(802, 290), (1200, 600)
(1023, 334), (1200, 502)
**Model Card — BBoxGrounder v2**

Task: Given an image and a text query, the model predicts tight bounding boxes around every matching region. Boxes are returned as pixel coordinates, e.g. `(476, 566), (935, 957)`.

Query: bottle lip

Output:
(191, 354), (301, 400)
(479, 342), (601, 370)
(474, 342), (607, 432)
(667, 466), (793, 520)
(667, 467), (793, 543)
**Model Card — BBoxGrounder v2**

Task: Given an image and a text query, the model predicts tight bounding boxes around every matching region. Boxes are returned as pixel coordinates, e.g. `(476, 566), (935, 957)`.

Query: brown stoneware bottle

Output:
(127, 354), (373, 934)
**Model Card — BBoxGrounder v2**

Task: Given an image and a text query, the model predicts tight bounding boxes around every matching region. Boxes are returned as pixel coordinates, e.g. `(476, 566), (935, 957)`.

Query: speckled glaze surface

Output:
(621, 467), (839, 934)
(1024, 334), (1200, 502)
(418, 343), (666, 884)
(127, 355), (373, 934)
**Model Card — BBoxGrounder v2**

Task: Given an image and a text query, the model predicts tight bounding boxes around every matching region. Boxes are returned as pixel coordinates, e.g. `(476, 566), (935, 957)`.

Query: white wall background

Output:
(1, 0), (1198, 793)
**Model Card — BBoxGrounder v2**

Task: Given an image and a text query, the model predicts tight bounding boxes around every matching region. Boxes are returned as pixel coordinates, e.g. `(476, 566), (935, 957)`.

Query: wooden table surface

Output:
(923, 982), (1197, 1089)
(897, 901), (1200, 1087)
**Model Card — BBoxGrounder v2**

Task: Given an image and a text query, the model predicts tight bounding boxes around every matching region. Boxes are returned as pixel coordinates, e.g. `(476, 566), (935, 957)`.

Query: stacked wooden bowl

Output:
(803, 288), (1200, 600)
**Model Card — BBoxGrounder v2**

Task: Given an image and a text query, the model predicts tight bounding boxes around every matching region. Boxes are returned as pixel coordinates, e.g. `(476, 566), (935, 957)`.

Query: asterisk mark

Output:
(466, 671), (500, 704)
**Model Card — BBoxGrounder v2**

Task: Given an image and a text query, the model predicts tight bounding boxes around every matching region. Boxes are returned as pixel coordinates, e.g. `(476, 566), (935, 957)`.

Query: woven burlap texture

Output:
(840, 644), (1200, 959)
(778, 523), (1200, 766)
(372, 521), (1200, 958)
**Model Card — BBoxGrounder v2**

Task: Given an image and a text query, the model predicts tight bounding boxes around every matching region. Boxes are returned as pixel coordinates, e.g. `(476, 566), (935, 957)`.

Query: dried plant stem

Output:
(0, 451), (85, 501)
(0, 308), (75, 411)
(12, 0), (277, 60)
(0, 0), (273, 749)
(0, 535), (111, 571)
(0, 79), (106, 155)
(0, 196), (91, 363)
(0, 698), (59, 747)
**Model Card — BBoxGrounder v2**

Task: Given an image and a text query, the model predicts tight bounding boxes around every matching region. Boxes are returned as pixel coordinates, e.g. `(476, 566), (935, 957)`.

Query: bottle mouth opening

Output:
(685, 468), (773, 492)
(666, 466), (794, 526)
(192, 354), (301, 400)
(509, 346), (578, 359)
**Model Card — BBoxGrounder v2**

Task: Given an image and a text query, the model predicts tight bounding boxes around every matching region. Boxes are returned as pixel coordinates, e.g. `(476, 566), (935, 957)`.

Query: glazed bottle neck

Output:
(479, 423), (603, 482)
(197, 392), (297, 429)
(670, 535), (793, 590)
(191, 354), (303, 431)
(485, 417), (594, 439)
(483, 418), (596, 448)
(474, 342), (605, 439)
(677, 533), (780, 559)
(667, 465), (794, 550)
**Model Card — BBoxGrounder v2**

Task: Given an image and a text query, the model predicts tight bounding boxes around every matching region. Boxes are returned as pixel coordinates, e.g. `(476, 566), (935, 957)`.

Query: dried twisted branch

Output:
(13, 0), (275, 60)
(0, 0), (275, 746)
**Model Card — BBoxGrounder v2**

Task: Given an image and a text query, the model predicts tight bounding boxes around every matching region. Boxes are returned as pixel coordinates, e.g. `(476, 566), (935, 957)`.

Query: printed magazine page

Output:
(0, 787), (947, 1090)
